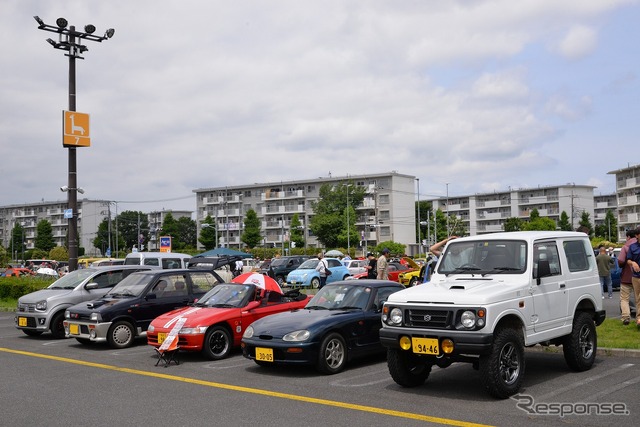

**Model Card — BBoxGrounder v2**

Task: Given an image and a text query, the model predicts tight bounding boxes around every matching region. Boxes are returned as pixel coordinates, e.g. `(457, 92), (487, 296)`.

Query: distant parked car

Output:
(263, 255), (310, 285)
(286, 258), (350, 288)
(2, 267), (35, 277)
(242, 280), (404, 374)
(342, 259), (368, 275)
(16, 266), (152, 338)
(63, 268), (223, 348)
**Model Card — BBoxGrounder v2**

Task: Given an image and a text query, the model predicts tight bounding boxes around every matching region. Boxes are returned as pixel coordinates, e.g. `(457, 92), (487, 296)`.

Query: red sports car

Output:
(147, 274), (310, 360)
(349, 257), (419, 283)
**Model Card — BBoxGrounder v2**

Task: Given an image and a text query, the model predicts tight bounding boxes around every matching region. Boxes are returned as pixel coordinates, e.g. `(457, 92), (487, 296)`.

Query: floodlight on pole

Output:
(35, 16), (114, 272)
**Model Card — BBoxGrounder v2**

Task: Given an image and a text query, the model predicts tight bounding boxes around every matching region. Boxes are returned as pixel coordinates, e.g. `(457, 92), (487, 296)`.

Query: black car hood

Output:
(73, 297), (135, 313)
(250, 308), (363, 337)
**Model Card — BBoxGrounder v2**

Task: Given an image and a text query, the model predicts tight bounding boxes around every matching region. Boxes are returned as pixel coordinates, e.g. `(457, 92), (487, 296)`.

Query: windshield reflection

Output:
(437, 240), (527, 275)
(306, 285), (371, 310)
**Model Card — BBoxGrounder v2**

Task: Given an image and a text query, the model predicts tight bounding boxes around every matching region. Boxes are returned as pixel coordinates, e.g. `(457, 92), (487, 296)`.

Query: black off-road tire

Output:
(387, 348), (432, 387)
(562, 311), (597, 372)
(479, 327), (525, 399)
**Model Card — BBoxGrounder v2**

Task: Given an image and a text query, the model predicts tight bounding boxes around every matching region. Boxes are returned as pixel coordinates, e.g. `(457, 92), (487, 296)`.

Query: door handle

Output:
(559, 283), (566, 289)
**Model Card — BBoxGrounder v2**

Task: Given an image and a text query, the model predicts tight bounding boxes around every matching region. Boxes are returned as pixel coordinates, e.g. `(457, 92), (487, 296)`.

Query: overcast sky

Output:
(2, 1), (639, 215)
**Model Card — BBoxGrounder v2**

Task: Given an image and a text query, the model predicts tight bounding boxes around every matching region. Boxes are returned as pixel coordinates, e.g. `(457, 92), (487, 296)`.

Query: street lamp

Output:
(35, 16), (114, 272)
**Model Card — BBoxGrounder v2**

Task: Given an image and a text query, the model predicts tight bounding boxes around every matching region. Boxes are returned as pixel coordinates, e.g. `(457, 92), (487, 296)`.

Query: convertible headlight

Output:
(243, 326), (254, 339)
(388, 308), (403, 326)
(148, 325), (155, 333)
(90, 313), (102, 322)
(35, 300), (47, 311)
(461, 310), (476, 329)
(179, 326), (207, 335)
(283, 330), (310, 342)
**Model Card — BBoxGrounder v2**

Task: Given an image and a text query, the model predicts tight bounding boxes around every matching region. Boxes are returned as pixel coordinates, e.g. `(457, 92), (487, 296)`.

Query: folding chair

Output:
(154, 335), (180, 367)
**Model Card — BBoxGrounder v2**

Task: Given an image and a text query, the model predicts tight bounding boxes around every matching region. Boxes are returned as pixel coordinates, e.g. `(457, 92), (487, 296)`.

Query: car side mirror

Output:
(245, 300), (260, 310)
(534, 259), (551, 285)
(145, 293), (157, 300)
(85, 282), (99, 290)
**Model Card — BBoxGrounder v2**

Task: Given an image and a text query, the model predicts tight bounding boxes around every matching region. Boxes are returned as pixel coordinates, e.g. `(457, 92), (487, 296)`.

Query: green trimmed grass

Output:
(0, 297), (18, 311)
(597, 317), (640, 350)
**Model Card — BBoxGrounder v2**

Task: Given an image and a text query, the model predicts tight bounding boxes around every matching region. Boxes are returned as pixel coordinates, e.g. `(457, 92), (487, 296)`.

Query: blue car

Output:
(241, 280), (404, 374)
(285, 258), (350, 288)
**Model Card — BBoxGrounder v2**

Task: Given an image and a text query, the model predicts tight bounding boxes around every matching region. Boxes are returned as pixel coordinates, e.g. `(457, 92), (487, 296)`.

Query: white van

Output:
(124, 252), (191, 269)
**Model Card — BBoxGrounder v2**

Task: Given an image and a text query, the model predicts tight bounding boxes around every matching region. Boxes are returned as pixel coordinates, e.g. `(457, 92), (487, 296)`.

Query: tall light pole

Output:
(416, 178), (421, 255)
(35, 16), (114, 271)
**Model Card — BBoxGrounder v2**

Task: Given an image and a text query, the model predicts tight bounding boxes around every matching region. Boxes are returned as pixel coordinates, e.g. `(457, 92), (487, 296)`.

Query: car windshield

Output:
(306, 284), (371, 310)
(297, 259), (320, 269)
(47, 269), (96, 290)
(106, 273), (152, 297)
(195, 284), (255, 308)
(270, 258), (288, 267)
(437, 240), (527, 276)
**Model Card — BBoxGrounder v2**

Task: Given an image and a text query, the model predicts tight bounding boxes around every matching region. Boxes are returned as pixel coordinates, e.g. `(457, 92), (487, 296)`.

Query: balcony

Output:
(262, 190), (305, 200)
(618, 195), (640, 207)
(619, 212), (640, 224)
(617, 176), (640, 191)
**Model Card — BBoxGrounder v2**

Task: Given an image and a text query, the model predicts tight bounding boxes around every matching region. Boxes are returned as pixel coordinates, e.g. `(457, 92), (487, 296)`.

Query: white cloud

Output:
(554, 25), (598, 60)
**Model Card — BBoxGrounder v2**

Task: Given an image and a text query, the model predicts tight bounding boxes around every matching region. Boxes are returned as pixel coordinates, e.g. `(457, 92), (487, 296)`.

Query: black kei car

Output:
(63, 269), (223, 348)
(241, 280), (403, 374)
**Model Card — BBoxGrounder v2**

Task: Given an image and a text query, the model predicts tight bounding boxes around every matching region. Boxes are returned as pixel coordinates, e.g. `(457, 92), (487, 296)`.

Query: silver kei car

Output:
(15, 265), (152, 338)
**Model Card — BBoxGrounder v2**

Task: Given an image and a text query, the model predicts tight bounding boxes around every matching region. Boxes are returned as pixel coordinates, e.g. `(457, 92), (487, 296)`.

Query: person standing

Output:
(618, 229), (639, 325)
(315, 252), (329, 289)
(596, 245), (614, 299)
(366, 252), (377, 279)
(377, 248), (390, 280)
(625, 228), (640, 327)
(429, 236), (458, 257)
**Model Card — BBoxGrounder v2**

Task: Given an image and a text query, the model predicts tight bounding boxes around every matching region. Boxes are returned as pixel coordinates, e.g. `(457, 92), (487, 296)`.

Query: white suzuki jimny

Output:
(380, 231), (606, 399)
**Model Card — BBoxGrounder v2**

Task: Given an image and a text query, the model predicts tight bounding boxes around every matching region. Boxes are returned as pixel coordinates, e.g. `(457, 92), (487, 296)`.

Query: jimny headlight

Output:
(461, 310), (476, 329)
(283, 330), (310, 342)
(387, 308), (403, 326)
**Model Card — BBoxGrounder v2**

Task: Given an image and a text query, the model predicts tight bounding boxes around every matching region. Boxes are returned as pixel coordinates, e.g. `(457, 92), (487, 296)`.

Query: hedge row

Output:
(0, 277), (56, 299)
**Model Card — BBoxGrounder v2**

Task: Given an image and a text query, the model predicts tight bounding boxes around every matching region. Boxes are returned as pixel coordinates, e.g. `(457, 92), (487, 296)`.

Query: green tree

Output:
(529, 208), (540, 220)
(373, 241), (406, 256)
(10, 223), (27, 260)
(522, 217), (557, 231)
(92, 218), (110, 256)
(558, 211), (572, 231)
(0, 245), (9, 267)
(578, 211), (593, 237)
(174, 217), (197, 250)
(289, 213), (305, 249)
(309, 182), (366, 248)
(241, 209), (262, 249)
(49, 246), (69, 261)
(503, 217), (523, 232)
(117, 211), (149, 251)
(35, 220), (56, 252)
(198, 215), (217, 250)
(595, 210), (617, 241)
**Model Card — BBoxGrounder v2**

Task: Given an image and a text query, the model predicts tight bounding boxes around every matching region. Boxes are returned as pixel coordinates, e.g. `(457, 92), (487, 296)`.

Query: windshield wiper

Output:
(49, 286), (62, 289)
(446, 266), (481, 276)
(210, 303), (236, 308)
(306, 305), (328, 310)
(482, 267), (521, 276)
(332, 306), (362, 310)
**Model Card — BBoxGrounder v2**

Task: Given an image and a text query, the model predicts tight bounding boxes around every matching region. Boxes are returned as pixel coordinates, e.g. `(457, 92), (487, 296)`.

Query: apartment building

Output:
(429, 184), (595, 237)
(0, 200), (193, 258)
(608, 164), (640, 241)
(192, 172), (416, 251)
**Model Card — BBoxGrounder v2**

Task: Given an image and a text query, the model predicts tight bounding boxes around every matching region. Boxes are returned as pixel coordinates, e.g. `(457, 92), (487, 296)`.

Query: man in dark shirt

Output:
(366, 252), (377, 279)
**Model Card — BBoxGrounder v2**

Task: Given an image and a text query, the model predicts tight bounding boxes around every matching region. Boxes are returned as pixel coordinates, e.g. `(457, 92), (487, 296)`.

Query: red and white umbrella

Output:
(232, 272), (283, 294)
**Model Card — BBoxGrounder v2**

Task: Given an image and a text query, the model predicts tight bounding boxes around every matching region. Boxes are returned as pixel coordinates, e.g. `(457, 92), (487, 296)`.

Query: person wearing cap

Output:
(377, 248), (390, 280)
(624, 228), (640, 327)
(618, 228), (639, 325)
(366, 252), (377, 279)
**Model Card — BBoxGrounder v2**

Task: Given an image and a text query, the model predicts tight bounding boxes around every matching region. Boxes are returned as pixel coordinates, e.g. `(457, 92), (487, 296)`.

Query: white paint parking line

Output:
(535, 363), (634, 400)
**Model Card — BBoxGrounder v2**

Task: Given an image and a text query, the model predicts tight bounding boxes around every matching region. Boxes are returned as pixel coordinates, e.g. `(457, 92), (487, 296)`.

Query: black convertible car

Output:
(241, 279), (403, 374)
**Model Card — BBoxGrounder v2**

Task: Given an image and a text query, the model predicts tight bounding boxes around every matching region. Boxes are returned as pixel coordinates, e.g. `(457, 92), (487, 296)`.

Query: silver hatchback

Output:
(15, 265), (152, 338)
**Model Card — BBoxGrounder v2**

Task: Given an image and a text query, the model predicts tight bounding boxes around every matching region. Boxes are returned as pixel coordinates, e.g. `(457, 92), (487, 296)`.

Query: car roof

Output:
(453, 231), (589, 244)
